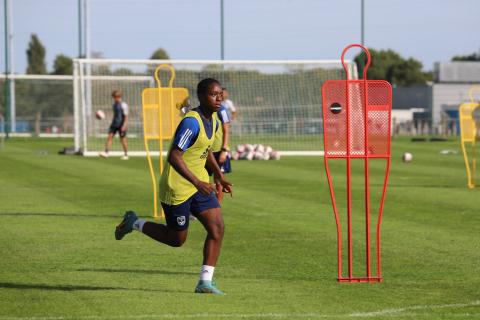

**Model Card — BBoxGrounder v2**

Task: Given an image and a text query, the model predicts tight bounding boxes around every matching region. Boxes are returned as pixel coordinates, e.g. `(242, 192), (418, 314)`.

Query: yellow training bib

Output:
(159, 110), (218, 205)
(212, 122), (224, 152)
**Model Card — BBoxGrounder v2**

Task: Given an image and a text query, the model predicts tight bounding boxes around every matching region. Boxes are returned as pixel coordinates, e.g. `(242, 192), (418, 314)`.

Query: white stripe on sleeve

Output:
(178, 129), (193, 149)
(178, 129), (192, 148)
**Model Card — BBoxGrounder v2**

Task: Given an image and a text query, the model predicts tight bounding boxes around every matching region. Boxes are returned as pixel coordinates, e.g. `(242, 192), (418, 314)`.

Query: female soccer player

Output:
(114, 78), (232, 295)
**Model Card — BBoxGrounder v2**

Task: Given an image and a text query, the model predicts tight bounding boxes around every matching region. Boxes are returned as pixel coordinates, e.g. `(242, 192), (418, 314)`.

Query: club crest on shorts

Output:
(177, 216), (186, 226)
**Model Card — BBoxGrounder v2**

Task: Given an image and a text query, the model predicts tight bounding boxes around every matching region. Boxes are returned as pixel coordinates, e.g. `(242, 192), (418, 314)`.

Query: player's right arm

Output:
(167, 118), (215, 195)
(169, 148), (214, 195)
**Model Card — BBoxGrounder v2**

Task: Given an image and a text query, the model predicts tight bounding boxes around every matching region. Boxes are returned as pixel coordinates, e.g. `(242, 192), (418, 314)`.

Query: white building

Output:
(393, 61), (480, 134)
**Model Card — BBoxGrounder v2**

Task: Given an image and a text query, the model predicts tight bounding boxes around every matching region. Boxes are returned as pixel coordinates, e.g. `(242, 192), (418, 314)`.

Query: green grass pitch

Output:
(0, 138), (479, 319)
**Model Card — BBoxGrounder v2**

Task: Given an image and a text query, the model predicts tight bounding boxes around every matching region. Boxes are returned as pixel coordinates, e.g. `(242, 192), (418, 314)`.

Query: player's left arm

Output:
(218, 123), (230, 164)
(121, 115), (128, 131)
(218, 107), (231, 164)
(206, 151), (233, 196)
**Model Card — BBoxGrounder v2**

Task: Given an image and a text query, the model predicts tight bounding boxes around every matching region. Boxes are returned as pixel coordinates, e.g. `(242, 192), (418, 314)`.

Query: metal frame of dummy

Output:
(459, 86), (480, 189)
(142, 65), (188, 219)
(322, 44), (392, 282)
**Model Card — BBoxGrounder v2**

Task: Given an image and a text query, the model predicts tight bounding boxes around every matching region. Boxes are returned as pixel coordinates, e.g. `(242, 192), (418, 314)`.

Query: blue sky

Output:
(1, 0), (479, 73)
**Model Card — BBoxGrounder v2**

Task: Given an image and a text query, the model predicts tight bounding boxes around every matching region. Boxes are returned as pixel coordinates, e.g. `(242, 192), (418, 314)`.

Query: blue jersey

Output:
(172, 107), (220, 152)
(111, 101), (128, 127)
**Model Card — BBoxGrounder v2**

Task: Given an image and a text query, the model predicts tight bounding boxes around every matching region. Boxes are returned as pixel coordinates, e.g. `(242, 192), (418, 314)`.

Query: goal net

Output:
(73, 59), (357, 156)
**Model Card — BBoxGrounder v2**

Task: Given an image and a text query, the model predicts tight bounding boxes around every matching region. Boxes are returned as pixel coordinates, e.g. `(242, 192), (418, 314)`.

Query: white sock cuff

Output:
(200, 265), (215, 281)
(132, 219), (146, 232)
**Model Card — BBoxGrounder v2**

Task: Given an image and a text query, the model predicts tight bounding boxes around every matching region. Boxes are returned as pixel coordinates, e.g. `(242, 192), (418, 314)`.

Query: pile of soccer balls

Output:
(231, 144), (280, 161)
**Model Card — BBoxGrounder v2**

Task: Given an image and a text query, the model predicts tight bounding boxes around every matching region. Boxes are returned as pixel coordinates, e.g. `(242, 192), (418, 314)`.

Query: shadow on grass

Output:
(0, 212), (154, 219)
(0, 282), (120, 291)
(0, 282), (187, 293)
(0, 212), (120, 219)
(77, 268), (196, 276)
(373, 184), (461, 189)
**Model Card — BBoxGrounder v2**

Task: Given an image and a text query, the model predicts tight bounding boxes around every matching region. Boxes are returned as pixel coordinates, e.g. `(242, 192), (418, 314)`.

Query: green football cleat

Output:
(194, 280), (225, 295)
(115, 211), (138, 240)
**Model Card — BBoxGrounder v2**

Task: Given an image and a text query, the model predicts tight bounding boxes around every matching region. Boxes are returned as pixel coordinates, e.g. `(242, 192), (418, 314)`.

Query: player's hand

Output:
(194, 180), (215, 195)
(218, 151), (228, 164)
(215, 177), (233, 197)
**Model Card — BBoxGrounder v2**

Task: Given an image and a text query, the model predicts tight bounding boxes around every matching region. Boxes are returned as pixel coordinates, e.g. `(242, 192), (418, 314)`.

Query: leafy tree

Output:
(113, 68), (134, 76)
(355, 48), (430, 86)
(26, 34), (47, 74)
(452, 52), (480, 61)
(150, 48), (170, 60)
(147, 48), (171, 76)
(24, 37), (74, 134)
(52, 54), (73, 75)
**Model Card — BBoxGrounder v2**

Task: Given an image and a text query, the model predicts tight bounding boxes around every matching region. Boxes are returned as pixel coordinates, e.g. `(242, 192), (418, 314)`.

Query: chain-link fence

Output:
(0, 75), (73, 136)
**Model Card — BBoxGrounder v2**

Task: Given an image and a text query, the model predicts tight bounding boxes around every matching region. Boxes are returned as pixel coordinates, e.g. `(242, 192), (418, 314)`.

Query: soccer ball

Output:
(402, 152), (413, 163)
(256, 144), (265, 154)
(95, 110), (106, 120)
(246, 151), (255, 161)
(231, 151), (239, 161)
(270, 151), (281, 160)
(237, 144), (246, 153)
(254, 151), (264, 160)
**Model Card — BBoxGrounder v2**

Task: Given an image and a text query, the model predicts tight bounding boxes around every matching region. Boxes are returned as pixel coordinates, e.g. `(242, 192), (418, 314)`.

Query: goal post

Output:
(73, 58), (358, 156)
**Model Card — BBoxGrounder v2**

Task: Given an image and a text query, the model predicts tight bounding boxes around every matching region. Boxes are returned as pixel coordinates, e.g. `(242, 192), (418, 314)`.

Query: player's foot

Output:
(115, 210), (138, 240)
(194, 280), (225, 295)
(99, 151), (109, 158)
(120, 155), (129, 160)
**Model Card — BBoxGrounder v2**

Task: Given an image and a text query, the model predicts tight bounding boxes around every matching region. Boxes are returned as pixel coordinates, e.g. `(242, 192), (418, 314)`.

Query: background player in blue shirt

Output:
(208, 94), (232, 203)
(100, 90), (129, 160)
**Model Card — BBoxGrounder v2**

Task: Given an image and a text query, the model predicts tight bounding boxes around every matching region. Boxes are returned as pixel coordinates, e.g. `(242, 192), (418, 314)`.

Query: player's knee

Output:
(218, 220), (225, 237)
(209, 219), (225, 241)
(170, 233), (187, 247)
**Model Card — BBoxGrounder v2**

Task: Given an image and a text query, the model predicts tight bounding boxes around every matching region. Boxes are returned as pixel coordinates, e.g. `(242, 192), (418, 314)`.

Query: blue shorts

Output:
(109, 125), (127, 138)
(161, 191), (220, 230)
(207, 152), (232, 175)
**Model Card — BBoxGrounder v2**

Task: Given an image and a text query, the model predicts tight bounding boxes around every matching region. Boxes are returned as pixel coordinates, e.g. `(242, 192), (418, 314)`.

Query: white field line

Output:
(0, 300), (478, 320)
(348, 300), (480, 317)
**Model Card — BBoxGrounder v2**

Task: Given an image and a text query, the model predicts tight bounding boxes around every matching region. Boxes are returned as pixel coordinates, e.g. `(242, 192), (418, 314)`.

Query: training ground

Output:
(0, 138), (479, 319)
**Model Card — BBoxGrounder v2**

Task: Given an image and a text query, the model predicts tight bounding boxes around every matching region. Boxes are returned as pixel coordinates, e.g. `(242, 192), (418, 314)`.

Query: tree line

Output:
(1, 33), (478, 130)
(0, 34), (171, 129)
